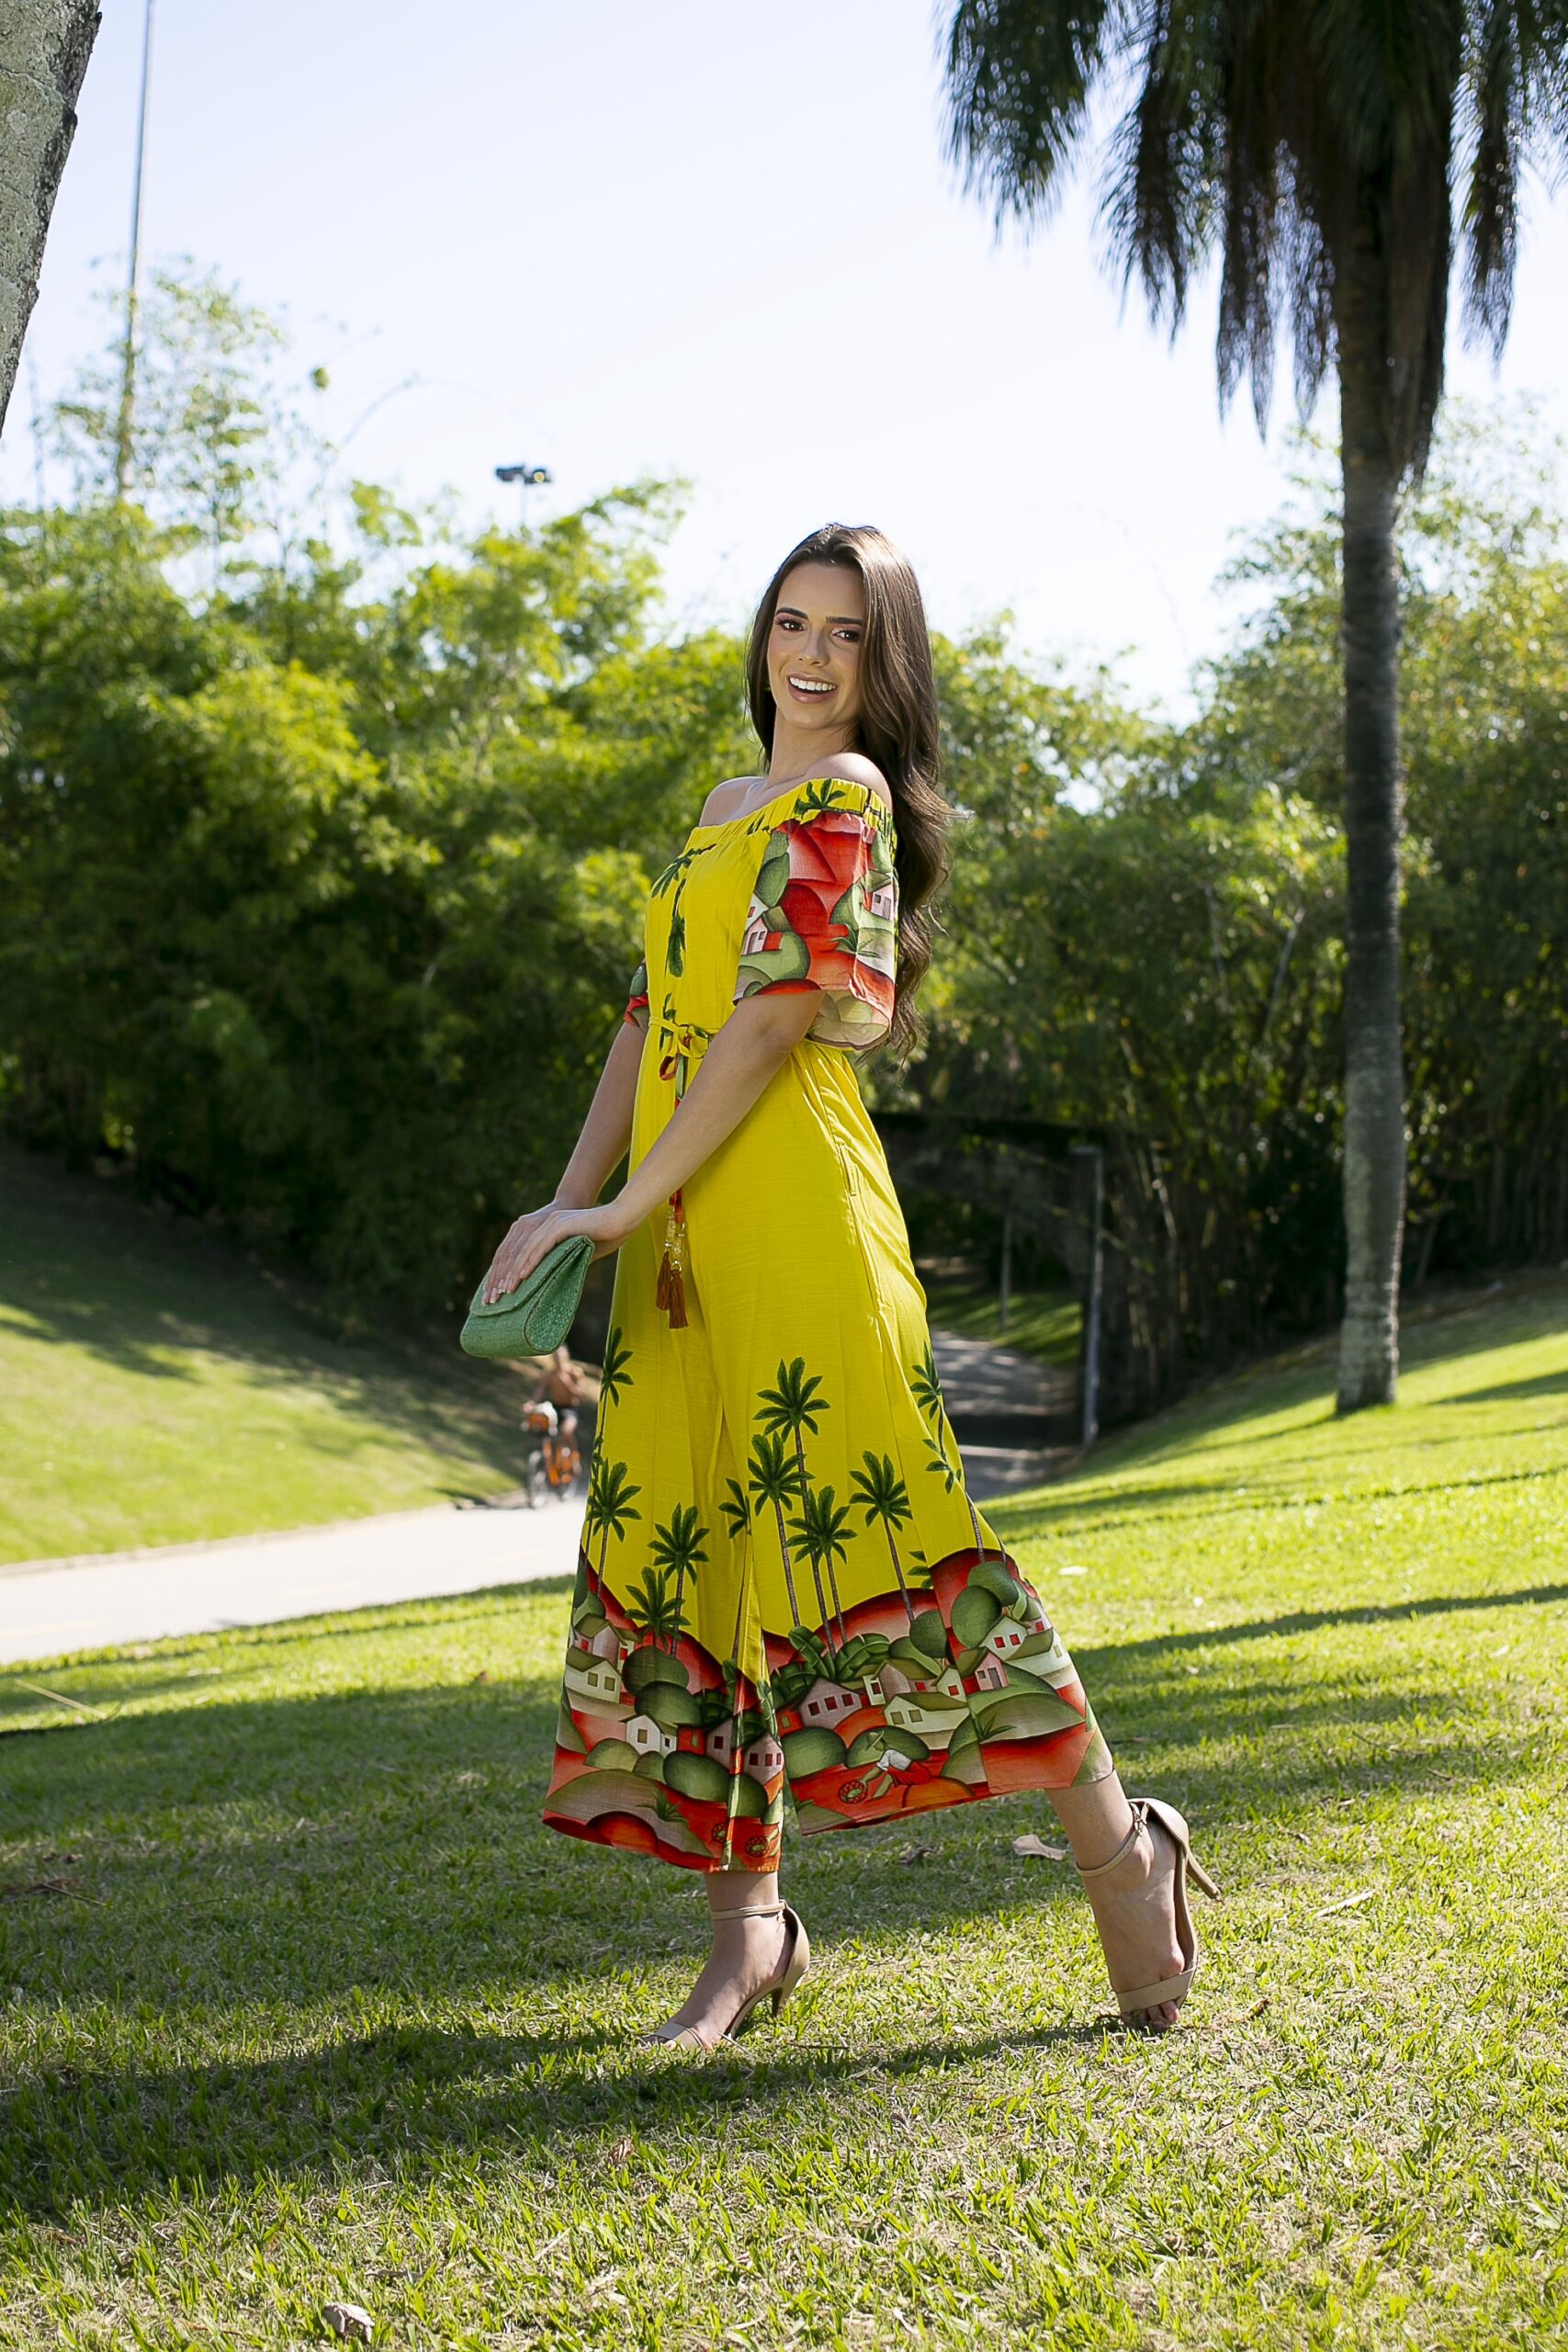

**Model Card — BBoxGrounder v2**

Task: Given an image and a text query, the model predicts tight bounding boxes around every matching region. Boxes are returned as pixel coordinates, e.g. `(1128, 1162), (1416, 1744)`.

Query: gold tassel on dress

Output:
(657, 1190), (688, 1328)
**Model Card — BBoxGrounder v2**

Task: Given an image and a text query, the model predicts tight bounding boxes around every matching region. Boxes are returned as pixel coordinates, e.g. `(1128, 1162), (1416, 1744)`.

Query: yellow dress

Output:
(543, 775), (1111, 1872)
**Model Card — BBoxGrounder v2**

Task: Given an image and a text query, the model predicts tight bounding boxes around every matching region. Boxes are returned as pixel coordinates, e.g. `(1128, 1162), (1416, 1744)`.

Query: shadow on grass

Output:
(1044, 1283), (1568, 1484)
(993, 1453), (1568, 1541)
(1, 1561), (1556, 2219)
(0, 2009), (1118, 2226)
(1444, 1368), (1568, 1408)
(1078, 1579), (1568, 1667)
(0, 1144), (522, 1477)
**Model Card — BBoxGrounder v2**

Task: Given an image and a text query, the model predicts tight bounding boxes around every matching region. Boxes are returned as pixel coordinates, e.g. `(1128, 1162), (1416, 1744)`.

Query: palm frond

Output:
(940, 0), (1568, 477)
(943, 0), (1121, 226)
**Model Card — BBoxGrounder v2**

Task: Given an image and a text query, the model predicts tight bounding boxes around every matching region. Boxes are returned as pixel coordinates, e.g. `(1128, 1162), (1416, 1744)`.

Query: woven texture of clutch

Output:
(459, 1235), (594, 1359)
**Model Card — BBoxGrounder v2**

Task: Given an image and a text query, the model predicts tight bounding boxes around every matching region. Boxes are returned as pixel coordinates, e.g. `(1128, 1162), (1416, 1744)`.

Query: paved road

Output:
(0, 1498), (579, 1668)
(0, 1329), (1077, 1668)
(934, 1327), (1079, 1497)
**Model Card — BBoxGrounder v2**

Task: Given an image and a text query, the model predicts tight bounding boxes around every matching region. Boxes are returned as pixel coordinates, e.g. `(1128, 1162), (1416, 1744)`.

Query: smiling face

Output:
(766, 560), (865, 743)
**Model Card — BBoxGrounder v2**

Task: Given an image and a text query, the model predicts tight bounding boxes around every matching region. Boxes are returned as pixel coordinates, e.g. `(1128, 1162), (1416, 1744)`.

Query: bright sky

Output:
(7, 0), (1568, 711)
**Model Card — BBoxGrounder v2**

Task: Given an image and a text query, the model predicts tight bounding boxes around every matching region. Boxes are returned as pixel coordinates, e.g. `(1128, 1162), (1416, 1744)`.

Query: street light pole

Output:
(494, 461), (551, 528)
(115, 0), (157, 503)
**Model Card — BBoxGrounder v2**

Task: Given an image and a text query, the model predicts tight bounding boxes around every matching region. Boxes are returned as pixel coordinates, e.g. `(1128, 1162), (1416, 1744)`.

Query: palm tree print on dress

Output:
(747, 1431), (805, 1634)
(850, 1451), (920, 1626)
(720, 1478), (751, 1547)
(599, 1325), (633, 1408)
(626, 1566), (684, 1651)
(583, 1324), (634, 1494)
(583, 1457), (641, 1580)
(649, 1503), (707, 1654)
(756, 1356), (836, 1635)
(788, 1479), (852, 1648)
(910, 1340), (987, 1557)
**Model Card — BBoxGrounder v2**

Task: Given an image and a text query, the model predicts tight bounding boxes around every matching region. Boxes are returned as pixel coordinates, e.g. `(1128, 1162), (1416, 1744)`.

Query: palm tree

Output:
(719, 1476), (754, 1663)
(598, 1325), (634, 1410)
(0, 0), (99, 432)
(626, 1566), (682, 1650)
(909, 1342), (987, 1556)
(789, 1481), (854, 1647)
(583, 1327), (634, 1492)
(649, 1503), (708, 1652)
(757, 1356), (830, 1504)
(748, 1431), (812, 1636)
(583, 1458), (641, 1580)
(720, 1478), (751, 1545)
(850, 1451), (918, 1624)
(942, 3), (1568, 1412)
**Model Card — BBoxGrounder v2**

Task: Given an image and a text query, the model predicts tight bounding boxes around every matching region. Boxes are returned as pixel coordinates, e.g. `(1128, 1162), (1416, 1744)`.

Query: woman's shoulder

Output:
(811, 751), (893, 813)
(697, 774), (764, 825)
(696, 758), (892, 827)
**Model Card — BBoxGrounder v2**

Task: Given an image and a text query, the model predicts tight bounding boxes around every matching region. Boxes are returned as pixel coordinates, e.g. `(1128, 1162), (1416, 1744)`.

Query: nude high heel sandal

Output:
(1077, 1796), (1220, 2030)
(649, 1901), (811, 2054)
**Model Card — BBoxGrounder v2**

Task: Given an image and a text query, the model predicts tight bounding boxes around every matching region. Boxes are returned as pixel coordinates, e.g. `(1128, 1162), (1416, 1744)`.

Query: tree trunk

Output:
(1334, 214), (1407, 1413)
(0, 0), (99, 434)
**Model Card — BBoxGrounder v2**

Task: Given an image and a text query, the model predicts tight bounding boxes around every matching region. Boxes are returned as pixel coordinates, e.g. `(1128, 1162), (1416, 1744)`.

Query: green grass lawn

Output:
(923, 1278), (1082, 1368)
(3, 1278), (1566, 2348)
(0, 1147), (525, 1563)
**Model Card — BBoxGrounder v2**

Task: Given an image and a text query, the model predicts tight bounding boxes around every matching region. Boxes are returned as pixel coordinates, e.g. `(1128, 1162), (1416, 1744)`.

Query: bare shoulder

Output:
(698, 774), (763, 825)
(816, 750), (893, 813)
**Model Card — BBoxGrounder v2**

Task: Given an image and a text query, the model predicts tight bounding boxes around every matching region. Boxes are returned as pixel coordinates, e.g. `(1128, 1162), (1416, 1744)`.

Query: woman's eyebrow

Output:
(776, 603), (863, 625)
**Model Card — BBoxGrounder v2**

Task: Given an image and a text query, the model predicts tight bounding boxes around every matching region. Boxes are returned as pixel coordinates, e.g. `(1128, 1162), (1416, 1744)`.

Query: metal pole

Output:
(115, 0), (157, 503)
(1072, 1144), (1105, 1451)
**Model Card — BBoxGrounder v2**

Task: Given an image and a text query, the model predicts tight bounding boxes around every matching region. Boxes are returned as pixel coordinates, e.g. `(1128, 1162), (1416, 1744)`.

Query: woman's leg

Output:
(647, 1866), (794, 2047)
(1048, 1770), (1188, 2029)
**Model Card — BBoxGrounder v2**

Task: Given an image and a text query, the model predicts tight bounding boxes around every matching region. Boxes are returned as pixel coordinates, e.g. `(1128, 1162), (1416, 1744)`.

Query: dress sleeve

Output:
(733, 804), (898, 1051)
(623, 958), (649, 1033)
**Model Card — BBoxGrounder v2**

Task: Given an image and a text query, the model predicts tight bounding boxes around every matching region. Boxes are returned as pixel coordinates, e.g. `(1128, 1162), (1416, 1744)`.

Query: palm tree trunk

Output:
(1335, 218), (1407, 1414)
(771, 1502), (802, 1631)
(823, 1555), (849, 1646)
(791, 1433), (840, 1645)
(885, 1525), (915, 1626)
(0, 0), (99, 433)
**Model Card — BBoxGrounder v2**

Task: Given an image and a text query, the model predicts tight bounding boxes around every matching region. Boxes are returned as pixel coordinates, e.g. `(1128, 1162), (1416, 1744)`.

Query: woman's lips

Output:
(785, 674), (838, 703)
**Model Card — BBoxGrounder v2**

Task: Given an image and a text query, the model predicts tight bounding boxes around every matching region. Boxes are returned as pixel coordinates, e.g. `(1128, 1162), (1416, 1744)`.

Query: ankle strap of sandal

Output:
(714, 1900), (785, 1919)
(1075, 1804), (1147, 1882)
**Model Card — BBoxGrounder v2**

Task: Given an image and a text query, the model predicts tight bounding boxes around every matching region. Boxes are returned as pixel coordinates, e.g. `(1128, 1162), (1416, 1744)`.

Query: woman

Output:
(483, 524), (1217, 2047)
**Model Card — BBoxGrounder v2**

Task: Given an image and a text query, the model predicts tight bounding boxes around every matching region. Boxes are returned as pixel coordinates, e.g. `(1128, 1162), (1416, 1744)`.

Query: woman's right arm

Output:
(556, 1015), (644, 1207)
(481, 1016), (645, 1300)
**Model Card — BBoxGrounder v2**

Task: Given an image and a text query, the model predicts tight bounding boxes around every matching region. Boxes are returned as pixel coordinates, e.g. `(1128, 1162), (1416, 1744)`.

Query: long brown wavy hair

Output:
(744, 523), (952, 1060)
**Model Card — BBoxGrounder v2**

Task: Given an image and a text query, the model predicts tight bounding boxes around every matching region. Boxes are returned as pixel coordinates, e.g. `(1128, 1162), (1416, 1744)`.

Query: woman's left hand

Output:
(482, 1200), (629, 1303)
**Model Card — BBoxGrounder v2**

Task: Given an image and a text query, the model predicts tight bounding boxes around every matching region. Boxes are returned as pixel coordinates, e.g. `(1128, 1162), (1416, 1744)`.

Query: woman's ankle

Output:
(705, 1871), (783, 1928)
(1048, 1773), (1140, 1875)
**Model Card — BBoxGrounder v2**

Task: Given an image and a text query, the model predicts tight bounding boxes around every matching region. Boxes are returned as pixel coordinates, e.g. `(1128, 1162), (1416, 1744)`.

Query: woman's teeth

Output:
(789, 676), (835, 695)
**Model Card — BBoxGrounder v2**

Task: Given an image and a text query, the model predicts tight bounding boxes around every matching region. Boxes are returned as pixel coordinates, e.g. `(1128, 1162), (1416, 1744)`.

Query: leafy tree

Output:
(4, 270), (1564, 1416)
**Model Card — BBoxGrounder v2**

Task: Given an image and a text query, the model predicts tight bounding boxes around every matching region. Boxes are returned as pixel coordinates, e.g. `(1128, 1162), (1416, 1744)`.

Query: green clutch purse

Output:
(459, 1235), (594, 1359)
